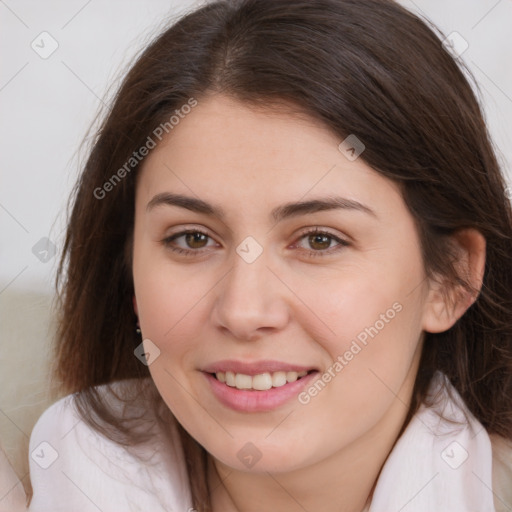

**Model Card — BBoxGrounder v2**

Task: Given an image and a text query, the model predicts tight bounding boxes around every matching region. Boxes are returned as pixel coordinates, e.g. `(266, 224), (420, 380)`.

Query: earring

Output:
(135, 320), (141, 335)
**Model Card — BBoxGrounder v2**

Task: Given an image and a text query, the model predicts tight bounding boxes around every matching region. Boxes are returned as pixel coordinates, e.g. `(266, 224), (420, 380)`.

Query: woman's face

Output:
(132, 94), (439, 473)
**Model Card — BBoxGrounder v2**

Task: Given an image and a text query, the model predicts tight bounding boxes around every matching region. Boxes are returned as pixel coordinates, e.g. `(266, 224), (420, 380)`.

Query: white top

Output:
(25, 373), (512, 511)
(28, 381), (192, 511)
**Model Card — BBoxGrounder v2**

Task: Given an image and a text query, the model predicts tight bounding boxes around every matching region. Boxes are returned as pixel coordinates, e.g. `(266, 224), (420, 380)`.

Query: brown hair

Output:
(51, 0), (512, 510)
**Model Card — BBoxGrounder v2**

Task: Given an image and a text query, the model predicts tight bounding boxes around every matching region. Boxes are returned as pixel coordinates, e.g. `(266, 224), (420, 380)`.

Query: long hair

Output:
(51, 1), (512, 510)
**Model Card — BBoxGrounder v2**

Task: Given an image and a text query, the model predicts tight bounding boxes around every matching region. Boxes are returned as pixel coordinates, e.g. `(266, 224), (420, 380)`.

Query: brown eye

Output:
(294, 228), (350, 258)
(307, 233), (333, 251)
(162, 229), (217, 256)
(184, 231), (209, 249)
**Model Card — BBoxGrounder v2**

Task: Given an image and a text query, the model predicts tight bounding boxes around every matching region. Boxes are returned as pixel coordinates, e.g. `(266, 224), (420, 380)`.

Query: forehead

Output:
(136, 94), (402, 217)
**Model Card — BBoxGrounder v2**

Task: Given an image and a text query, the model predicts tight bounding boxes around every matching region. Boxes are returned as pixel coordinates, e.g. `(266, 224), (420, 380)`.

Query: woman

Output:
(10, 0), (512, 510)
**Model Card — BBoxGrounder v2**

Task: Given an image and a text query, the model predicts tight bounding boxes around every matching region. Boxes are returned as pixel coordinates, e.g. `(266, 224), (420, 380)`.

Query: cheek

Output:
(291, 261), (421, 355)
(132, 249), (211, 420)
(295, 246), (426, 400)
(133, 240), (209, 339)
(133, 251), (214, 433)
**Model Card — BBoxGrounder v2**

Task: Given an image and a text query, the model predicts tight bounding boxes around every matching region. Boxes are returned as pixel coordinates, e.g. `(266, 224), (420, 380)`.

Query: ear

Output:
(421, 228), (486, 333)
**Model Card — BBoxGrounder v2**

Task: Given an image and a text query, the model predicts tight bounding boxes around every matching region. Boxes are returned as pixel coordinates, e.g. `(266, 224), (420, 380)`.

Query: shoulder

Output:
(490, 434), (512, 512)
(29, 391), (82, 452)
(28, 379), (141, 470)
(28, 379), (192, 512)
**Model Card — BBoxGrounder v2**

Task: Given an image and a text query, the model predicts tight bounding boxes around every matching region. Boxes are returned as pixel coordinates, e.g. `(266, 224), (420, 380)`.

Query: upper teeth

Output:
(216, 371), (308, 391)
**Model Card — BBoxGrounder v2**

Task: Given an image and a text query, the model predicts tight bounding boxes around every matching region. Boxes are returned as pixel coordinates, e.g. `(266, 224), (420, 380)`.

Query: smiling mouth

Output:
(210, 370), (316, 391)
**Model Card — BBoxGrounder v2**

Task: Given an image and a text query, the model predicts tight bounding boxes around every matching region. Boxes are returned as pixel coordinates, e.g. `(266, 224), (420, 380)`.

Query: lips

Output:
(201, 360), (319, 412)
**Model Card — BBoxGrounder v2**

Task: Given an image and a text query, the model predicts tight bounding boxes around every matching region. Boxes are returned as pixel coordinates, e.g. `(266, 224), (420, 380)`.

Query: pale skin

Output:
(132, 93), (486, 512)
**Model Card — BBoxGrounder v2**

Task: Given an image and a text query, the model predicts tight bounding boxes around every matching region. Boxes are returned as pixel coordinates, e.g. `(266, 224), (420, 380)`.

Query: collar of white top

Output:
(366, 371), (495, 512)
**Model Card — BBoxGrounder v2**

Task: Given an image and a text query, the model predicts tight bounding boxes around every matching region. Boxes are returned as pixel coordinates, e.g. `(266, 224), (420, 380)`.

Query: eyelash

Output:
(161, 227), (349, 258)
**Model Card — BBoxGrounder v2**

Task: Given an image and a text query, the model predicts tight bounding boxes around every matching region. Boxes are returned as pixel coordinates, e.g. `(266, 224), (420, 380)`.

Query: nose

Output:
(211, 249), (290, 342)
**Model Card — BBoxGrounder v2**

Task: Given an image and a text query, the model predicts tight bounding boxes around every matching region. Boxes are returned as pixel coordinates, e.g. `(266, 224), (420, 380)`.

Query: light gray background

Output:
(0, 0), (511, 492)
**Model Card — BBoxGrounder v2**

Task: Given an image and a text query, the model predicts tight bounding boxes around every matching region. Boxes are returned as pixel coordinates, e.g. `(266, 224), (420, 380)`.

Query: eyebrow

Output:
(146, 192), (377, 222)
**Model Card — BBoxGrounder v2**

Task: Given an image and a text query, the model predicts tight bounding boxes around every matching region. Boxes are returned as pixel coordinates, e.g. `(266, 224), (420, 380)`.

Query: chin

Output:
(206, 438), (311, 474)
